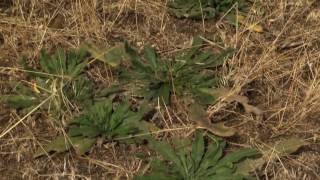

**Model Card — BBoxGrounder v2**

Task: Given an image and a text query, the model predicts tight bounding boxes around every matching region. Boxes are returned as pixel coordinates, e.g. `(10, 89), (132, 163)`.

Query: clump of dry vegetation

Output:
(0, 0), (319, 179)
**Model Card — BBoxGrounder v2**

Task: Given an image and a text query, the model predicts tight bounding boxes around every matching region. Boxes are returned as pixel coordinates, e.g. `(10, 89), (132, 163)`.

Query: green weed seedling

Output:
(1, 47), (93, 115)
(120, 43), (172, 104)
(134, 131), (260, 180)
(35, 98), (148, 157)
(121, 36), (234, 106)
(168, 0), (250, 20)
(67, 99), (147, 140)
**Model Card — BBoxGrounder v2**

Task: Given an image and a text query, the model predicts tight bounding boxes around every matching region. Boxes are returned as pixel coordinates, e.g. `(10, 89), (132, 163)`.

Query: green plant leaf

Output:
(197, 140), (225, 176)
(185, 36), (204, 61)
(39, 47), (88, 77)
(168, 0), (250, 21)
(194, 88), (219, 105)
(66, 47), (89, 78)
(168, 0), (216, 20)
(171, 137), (192, 156)
(215, 166), (235, 175)
(235, 157), (265, 176)
(200, 47), (235, 68)
(167, 0), (254, 41)
(39, 49), (52, 73)
(7, 47), (92, 117)
(110, 103), (131, 130)
(34, 136), (71, 158)
(235, 138), (306, 177)
(95, 84), (124, 98)
(63, 76), (94, 106)
(68, 126), (100, 138)
(124, 42), (148, 71)
(134, 158), (180, 180)
(71, 137), (96, 155)
(104, 45), (125, 67)
(133, 173), (177, 180)
(120, 37), (233, 107)
(51, 49), (63, 75)
(140, 132), (258, 179)
(84, 43), (124, 67)
(56, 48), (67, 75)
(268, 137), (307, 155)
(207, 173), (245, 180)
(148, 139), (185, 176)
(36, 47), (88, 79)
(67, 99), (146, 146)
(191, 130), (205, 170)
(216, 148), (260, 169)
(144, 44), (158, 71)
(1, 95), (39, 109)
(34, 136), (95, 158)
(153, 83), (171, 104)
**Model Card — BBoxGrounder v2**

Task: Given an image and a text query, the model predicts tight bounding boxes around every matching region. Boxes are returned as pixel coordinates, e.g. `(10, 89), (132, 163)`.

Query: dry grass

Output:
(0, 0), (319, 179)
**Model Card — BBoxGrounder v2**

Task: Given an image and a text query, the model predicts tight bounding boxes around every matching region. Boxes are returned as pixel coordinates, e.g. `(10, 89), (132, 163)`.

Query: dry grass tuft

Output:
(0, 0), (319, 179)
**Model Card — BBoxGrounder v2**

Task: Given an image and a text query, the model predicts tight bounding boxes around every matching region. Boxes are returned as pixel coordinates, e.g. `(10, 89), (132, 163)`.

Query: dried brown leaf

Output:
(236, 137), (306, 176)
(216, 88), (263, 115)
(189, 103), (235, 137)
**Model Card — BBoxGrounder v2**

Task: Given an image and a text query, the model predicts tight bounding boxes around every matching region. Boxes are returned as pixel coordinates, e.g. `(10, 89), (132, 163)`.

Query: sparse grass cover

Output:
(2, 36), (235, 156)
(0, 0), (319, 179)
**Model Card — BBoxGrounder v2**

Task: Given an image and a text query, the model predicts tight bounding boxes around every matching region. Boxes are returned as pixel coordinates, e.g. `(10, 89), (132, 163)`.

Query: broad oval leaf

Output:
(34, 136), (96, 158)
(235, 137), (306, 176)
(191, 130), (205, 170)
(1, 95), (38, 109)
(143, 44), (157, 70)
(216, 148), (260, 168)
(84, 43), (124, 67)
(269, 137), (307, 155)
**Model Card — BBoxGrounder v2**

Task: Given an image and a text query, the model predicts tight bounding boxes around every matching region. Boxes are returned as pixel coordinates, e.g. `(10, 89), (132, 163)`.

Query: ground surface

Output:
(0, 0), (320, 179)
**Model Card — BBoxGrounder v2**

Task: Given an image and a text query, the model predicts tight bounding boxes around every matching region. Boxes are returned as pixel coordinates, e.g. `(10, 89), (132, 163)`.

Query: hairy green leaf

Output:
(34, 136), (95, 158)
(235, 137), (306, 177)
(1, 95), (38, 109)
(144, 44), (158, 71)
(148, 138), (185, 175)
(269, 137), (306, 155)
(84, 43), (124, 67)
(191, 130), (205, 170)
(215, 148), (260, 169)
